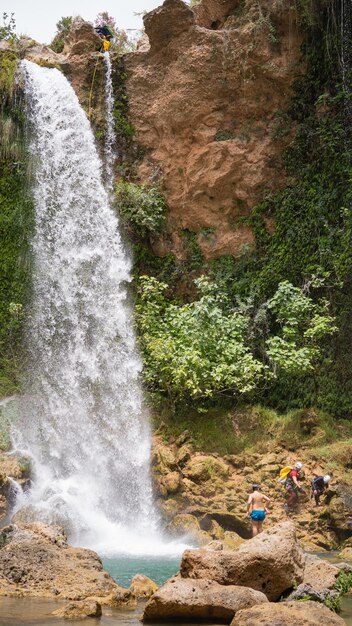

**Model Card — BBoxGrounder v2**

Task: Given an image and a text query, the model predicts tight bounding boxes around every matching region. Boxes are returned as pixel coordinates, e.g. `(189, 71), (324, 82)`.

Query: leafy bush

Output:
(335, 570), (352, 595)
(266, 281), (337, 375)
(50, 16), (73, 53)
(0, 13), (16, 41)
(136, 276), (266, 403)
(115, 181), (166, 236)
(135, 274), (335, 405)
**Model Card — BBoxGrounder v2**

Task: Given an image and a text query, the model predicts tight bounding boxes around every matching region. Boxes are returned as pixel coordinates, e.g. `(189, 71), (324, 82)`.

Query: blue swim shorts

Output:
(250, 510), (265, 522)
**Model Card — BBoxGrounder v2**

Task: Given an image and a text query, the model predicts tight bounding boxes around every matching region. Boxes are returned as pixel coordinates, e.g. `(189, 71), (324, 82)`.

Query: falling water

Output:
(12, 60), (185, 557)
(102, 52), (116, 189)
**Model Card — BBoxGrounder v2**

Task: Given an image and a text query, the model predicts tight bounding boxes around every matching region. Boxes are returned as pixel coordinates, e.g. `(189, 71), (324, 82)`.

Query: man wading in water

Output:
(247, 484), (271, 537)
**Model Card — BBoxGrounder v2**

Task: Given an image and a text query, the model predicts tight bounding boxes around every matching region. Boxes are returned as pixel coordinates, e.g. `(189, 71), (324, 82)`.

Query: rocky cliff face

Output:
(126, 0), (303, 259)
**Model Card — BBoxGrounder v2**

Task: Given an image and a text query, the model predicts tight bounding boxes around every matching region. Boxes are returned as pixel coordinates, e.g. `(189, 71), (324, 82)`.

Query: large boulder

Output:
(143, 577), (268, 621)
(180, 522), (305, 600)
(0, 523), (118, 600)
(231, 600), (346, 626)
(62, 19), (102, 56)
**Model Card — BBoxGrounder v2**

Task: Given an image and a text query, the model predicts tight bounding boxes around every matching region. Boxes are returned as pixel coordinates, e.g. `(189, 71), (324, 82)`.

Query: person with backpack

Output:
(284, 462), (305, 513)
(311, 474), (331, 506)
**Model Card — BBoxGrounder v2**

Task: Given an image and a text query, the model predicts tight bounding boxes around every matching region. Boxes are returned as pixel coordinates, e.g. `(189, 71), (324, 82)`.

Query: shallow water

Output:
(103, 555), (180, 587)
(341, 593), (352, 625)
(0, 598), (144, 626)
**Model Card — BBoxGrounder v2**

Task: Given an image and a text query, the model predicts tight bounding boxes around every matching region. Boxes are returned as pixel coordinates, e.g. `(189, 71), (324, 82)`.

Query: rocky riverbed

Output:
(1, 517), (352, 624)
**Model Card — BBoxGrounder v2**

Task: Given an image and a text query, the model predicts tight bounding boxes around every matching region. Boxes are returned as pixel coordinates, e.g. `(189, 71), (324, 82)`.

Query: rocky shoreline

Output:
(0, 519), (351, 624)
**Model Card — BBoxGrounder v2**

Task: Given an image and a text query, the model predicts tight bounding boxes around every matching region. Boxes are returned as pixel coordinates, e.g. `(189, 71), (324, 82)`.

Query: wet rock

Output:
(303, 555), (340, 593)
(0, 454), (31, 524)
(161, 471), (182, 494)
(143, 577), (268, 621)
(180, 522), (305, 601)
(0, 523), (118, 600)
(130, 574), (158, 599)
(105, 586), (137, 607)
(286, 583), (329, 603)
(52, 599), (102, 619)
(152, 444), (178, 473)
(231, 600), (346, 625)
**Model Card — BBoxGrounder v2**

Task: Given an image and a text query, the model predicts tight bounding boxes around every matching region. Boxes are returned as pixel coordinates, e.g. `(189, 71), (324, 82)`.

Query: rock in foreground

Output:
(231, 600), (346, 625)
(52, 600), (102, 619)
(181, 521), (304, 601)
(143, 577), (268, 621)
(0, 523), (117, 600)
(130, 573), (158, 599)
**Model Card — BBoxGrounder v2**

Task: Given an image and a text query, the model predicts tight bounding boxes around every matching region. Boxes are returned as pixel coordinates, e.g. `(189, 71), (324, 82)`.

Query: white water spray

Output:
(102, 52), (116, 189)
(12, 60), (187, 557)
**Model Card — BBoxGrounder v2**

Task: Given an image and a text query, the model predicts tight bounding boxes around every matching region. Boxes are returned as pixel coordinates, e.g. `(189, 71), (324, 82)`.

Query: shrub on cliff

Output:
(136, 276), (266, 402)
(50, 16), (73, 53)
(135, 276), (336, 406)
(115, 181), (166, 236)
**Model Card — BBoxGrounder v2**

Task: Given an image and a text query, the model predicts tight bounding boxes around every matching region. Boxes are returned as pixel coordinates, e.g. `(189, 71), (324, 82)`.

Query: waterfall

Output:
(12, 59), (183, 557)
(102, 52), (116, 189)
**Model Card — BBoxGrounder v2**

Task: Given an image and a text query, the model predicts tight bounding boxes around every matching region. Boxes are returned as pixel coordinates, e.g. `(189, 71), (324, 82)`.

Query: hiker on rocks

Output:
(285, 462), (305, 513)
(247, 484), (271, 537)
(311, 474), (331, 506)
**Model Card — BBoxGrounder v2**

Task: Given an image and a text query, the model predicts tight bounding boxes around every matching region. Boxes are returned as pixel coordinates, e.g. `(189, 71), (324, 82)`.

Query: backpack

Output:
(278, 466), (292, 484)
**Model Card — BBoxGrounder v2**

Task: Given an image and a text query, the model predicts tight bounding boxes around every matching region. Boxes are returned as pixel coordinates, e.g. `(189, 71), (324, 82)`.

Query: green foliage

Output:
(214, 130), (234, 141)
(181, 230), (204, 271)
(0, 51), (18, 104)
(0, 55), (32, 397)
(0, 13), (16, 41)
(335, 570), (352, 595)
(115, 181), (166, 236)
(50, 16), (73, 53)
(135, 269), (335, 406)
(266, 281), (337, 375)
(324, 595), (341, 613)
(136, 276), (266, 404)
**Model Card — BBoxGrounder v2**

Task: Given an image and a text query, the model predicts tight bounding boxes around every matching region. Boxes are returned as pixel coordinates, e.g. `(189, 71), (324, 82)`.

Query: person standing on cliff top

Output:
(247, 484), (271, 537)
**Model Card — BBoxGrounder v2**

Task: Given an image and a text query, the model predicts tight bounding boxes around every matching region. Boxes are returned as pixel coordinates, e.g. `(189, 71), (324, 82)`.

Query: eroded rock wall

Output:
(126, 0), (303, 259)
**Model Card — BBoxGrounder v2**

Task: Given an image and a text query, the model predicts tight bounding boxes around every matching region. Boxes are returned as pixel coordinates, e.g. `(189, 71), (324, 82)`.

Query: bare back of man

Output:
(247, 485), (271, 537)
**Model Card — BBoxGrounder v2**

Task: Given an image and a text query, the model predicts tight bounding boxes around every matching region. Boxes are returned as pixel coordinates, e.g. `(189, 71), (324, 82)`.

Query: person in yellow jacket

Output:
(102, 36), (111, 51)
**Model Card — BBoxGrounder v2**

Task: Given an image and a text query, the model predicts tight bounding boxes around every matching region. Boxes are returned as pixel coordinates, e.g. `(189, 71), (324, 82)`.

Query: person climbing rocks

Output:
(101, 35), (111, 51)
(247, 484), (271, 537)
(284, 462), (305, 513)
(94, 24), (114, 51)
(311, 474), (331, 506)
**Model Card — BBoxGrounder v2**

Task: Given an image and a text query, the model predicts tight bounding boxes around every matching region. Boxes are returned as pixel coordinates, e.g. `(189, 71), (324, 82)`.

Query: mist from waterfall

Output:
(11, 59), (187, 557)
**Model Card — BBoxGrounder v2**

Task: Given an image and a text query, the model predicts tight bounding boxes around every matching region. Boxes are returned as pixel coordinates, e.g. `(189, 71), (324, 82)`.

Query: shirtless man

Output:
(247, 484), (271, 537)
